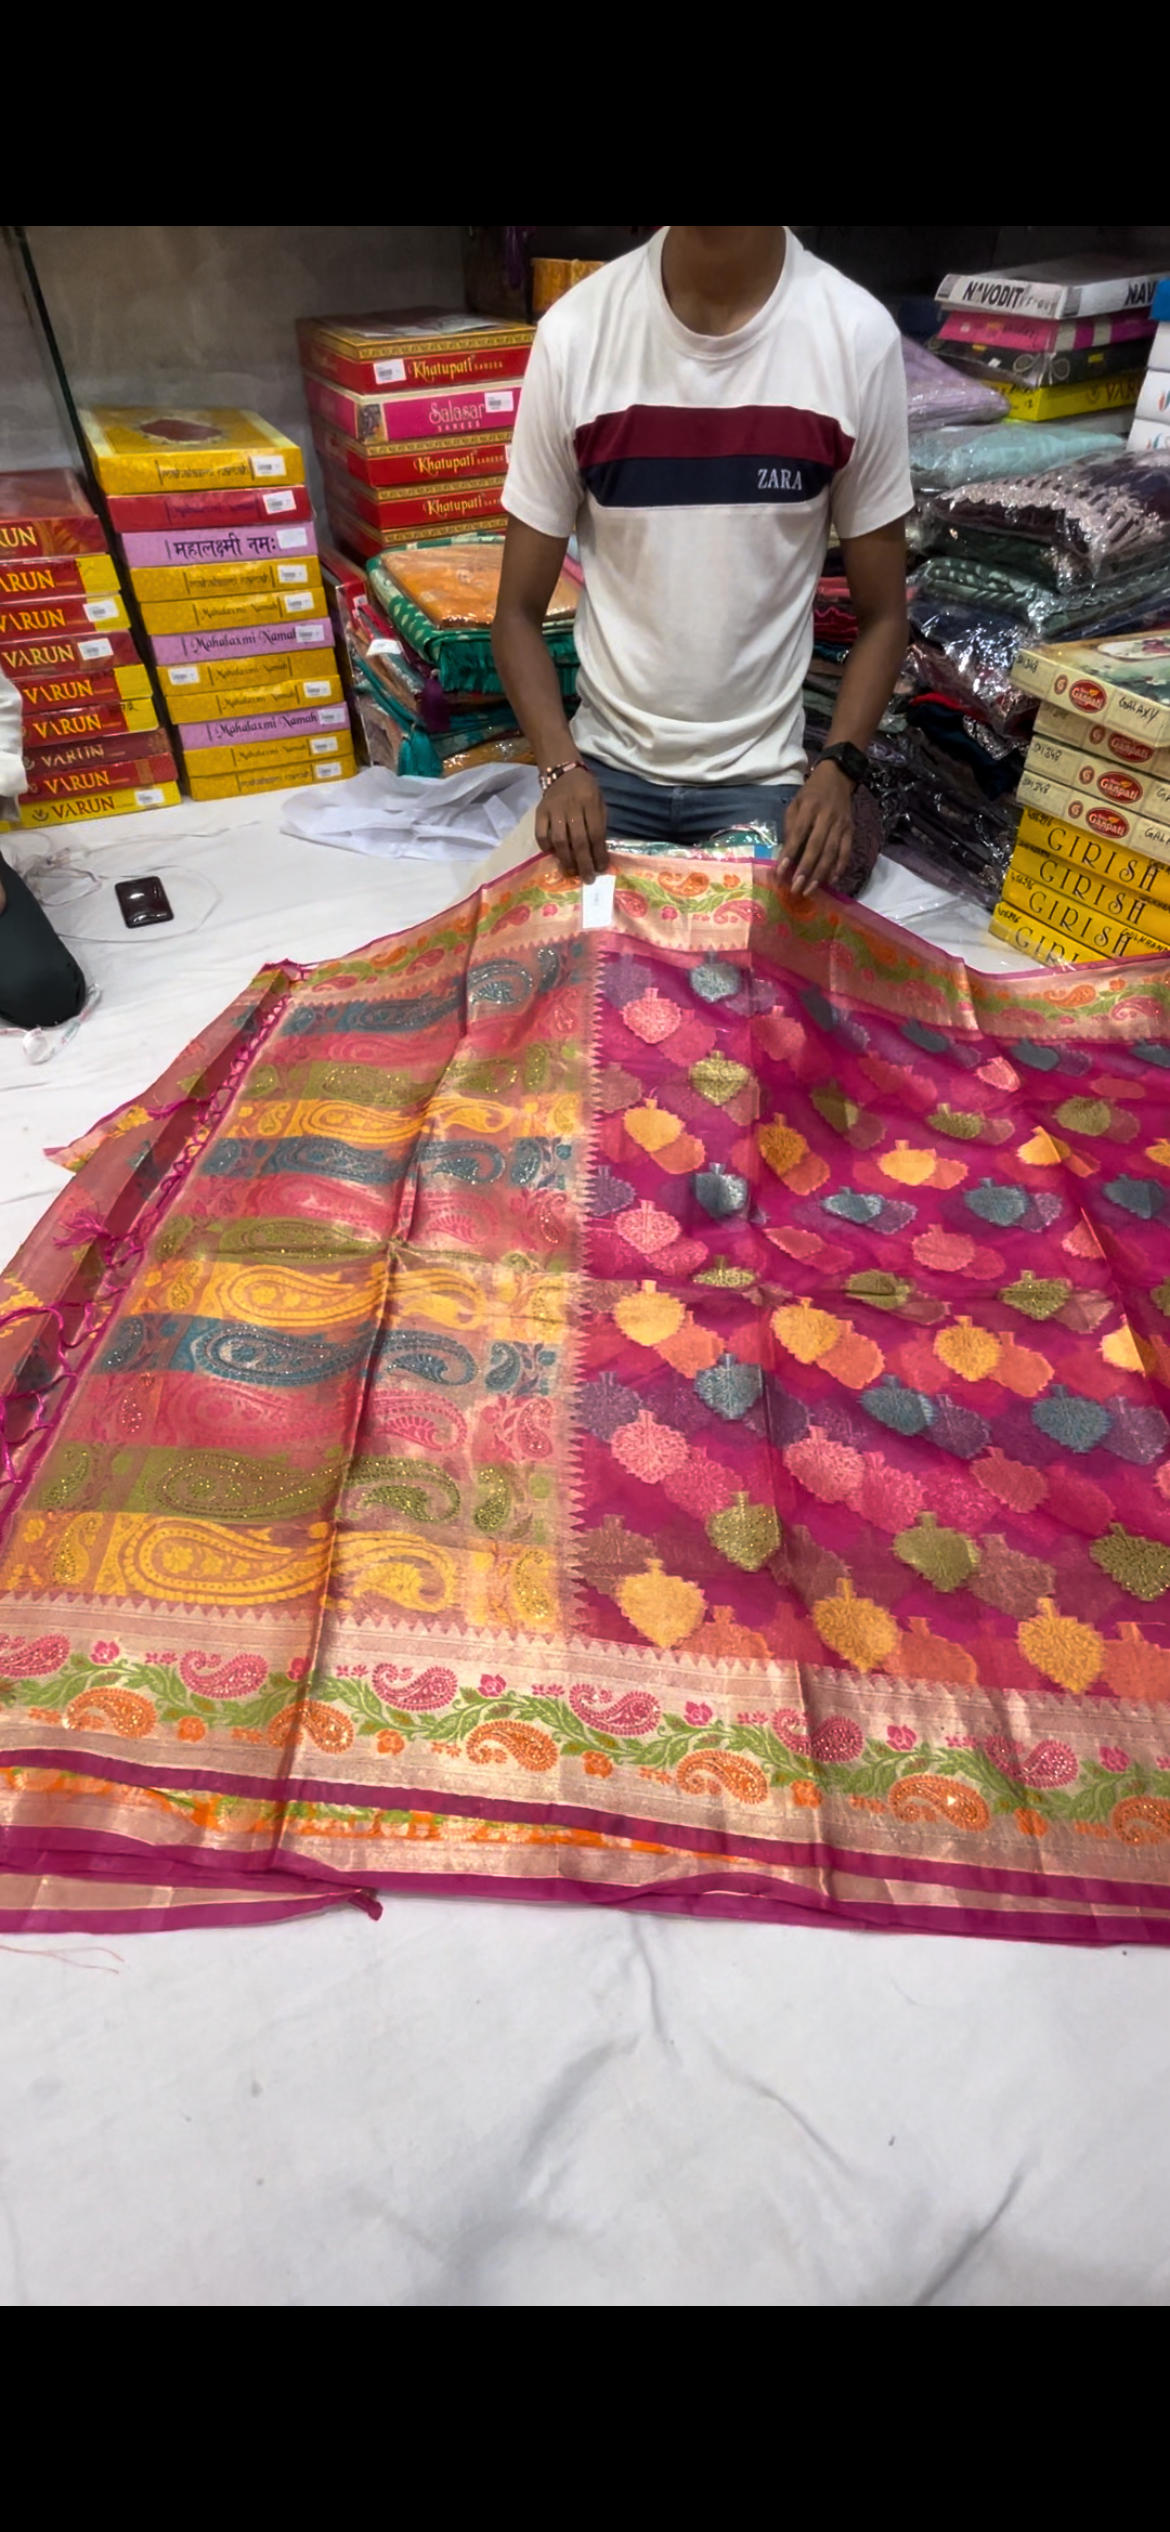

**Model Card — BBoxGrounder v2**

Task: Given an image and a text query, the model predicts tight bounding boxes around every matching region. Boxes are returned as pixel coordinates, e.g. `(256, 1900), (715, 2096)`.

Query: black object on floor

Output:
(0, 852), (86, 1030)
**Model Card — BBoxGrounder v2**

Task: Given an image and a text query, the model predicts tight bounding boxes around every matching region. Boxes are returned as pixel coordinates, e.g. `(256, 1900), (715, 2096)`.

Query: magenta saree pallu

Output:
(6, 851), (1170, 1939)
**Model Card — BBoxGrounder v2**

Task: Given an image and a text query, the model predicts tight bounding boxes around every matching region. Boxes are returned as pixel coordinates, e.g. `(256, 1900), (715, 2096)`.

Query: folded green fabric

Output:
(914, 549), (1170, 638)
(367, 557), (578, 699)
(354, 665), (520, 778)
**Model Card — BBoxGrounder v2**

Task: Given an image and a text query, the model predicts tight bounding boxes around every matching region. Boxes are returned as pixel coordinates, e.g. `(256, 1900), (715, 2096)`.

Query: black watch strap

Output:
(820, 741), (871, 789)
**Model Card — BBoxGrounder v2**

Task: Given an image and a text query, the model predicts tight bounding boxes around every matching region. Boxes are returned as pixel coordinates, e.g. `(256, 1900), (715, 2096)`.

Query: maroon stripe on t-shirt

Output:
(573, 403), (855, 472)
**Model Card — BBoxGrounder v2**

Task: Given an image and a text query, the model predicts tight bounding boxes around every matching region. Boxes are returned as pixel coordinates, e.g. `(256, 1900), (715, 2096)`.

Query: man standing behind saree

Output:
(492, 225), (911, 894)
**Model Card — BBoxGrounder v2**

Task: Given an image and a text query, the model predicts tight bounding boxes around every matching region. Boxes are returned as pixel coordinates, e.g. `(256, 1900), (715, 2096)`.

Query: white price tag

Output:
(263, 490), (296, 513)
(295, 623), (322, 641)
(319, 705), (347, 725)
(168, 665), (200, 686)
(580, 873), (615, 931)
(485, 390), (515, 414)
(314, 761), (344, 781)
(251, 453), (288, 479)
(276, 562), (310, 584)
(135, 787), (165, 807)
(303, 678), (331, 698)
(310, 735), (340, 755)
(78, 638), (113, 660)
(284, 592), (314, 614)
(85, 597), (120, 623)
(275, 527), (309, 550)
(374, 358), (407, 385)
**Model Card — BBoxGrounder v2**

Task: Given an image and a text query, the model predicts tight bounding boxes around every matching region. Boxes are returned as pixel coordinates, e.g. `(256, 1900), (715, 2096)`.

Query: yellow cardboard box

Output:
(999, 373), (1145, 422)
(187, 752), (355, 801)
(140, 588), (323, 637)
(157, 646), (338, 701)
(161, 663), (344, 721)
(179, 732), (351, 778)
(130, 557), (322, 605)
(1011, 836), (1170, 947)
(82, 408), (305, 495)
(0, 780), (180, 829)
(1017, 806), (1170, 905)
(1000, 866), (1163, 961)
(990, 902), (1105, 967)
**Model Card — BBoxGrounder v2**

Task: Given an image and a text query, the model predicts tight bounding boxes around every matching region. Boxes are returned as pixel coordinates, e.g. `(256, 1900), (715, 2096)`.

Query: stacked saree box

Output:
(81, 409), (355, 801)
(992, 627), (1170, 964)
(1130, 281), (1170, 453)
(297, 310), (532, 564)
(928, 253), (1170, 427)
(339, 538), (577, 780)
(0, 466), (177, 829)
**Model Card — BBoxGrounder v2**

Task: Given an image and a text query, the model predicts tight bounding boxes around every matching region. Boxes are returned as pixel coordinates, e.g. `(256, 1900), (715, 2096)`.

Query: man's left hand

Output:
(775, 759), (855, 897)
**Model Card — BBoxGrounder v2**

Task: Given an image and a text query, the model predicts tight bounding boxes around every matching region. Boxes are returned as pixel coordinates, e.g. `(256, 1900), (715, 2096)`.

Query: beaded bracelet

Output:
(539, 760), (585, 793)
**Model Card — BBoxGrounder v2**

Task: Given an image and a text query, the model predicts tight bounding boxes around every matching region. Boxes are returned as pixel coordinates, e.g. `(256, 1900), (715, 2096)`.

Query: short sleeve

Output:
(502, 319), (582, 542)
(830, 334), (913, 542)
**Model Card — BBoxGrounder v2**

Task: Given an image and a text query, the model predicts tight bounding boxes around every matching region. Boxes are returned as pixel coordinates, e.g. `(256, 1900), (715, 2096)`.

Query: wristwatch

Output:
(819, 741), (871, 789)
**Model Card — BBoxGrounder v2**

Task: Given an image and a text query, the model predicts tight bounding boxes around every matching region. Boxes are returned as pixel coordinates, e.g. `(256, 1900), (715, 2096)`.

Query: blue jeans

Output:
(582, 753), (800, 845)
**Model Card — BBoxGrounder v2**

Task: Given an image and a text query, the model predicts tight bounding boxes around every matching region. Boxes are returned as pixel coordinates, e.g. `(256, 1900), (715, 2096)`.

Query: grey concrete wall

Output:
(17, 225), (467, 501)
(0, 236), (76, 470)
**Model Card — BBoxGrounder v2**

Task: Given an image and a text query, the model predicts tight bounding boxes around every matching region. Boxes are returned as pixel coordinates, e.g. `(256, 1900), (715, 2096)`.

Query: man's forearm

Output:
(492, 606), (579, 769)
(823, 608), (908, 755)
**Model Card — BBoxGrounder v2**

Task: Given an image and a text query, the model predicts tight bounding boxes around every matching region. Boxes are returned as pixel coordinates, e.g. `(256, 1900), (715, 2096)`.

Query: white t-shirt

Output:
(503, 228), (912, 785)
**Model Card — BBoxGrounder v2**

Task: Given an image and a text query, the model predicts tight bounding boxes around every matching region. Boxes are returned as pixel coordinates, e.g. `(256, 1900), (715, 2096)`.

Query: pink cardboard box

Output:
(302, 370), (524, 448)
(180, 703), (351, 749)
(121, 522), (318, 569)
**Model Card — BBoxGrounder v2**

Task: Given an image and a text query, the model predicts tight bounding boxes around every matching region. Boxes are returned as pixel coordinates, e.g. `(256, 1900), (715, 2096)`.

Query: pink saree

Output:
(4, 847), (1170, 1941)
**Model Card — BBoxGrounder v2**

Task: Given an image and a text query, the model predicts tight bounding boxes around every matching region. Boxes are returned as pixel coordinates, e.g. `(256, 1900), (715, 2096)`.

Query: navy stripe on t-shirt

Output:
(581, 453), (835, 507)
(572, 403), (854, 511)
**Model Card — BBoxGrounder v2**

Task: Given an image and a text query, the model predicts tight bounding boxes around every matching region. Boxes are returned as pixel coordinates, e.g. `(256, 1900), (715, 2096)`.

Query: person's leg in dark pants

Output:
(580, 757), (682, 841)
(581, 756), (799, 848)
(0, 853), (86, 1029)
(673, 780), (799, 844)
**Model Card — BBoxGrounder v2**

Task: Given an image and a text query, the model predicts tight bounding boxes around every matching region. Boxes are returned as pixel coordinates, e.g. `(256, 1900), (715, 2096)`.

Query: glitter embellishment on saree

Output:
(6, 850), (1170, 1940)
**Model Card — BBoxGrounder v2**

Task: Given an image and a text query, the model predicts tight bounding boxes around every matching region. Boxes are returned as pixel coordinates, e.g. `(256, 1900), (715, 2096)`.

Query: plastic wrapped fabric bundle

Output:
(914, 547), (1170, 640)
(907, 600), (1036, 733)
(813, 576), (857, 642)
(909, 421), (1125, 493)
(921, 523), (1135, 593)
(346, 591), (502, 728)
(869, 731), (1017, 908)
(900, 336), (1007, 430)
(355, 688), (534, 779)
(355, 641), (527, 768)
(905, 510), (938, 561)
(902, 694), (1024, 800)
(931, 332), (1152, 393)
(368, 551), (578, 696)
(922, 449), (1170, 578)
(381, 541), (578, 630)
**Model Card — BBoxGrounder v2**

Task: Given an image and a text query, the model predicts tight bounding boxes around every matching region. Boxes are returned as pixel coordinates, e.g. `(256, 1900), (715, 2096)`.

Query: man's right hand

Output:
(536, 765), (610, 880)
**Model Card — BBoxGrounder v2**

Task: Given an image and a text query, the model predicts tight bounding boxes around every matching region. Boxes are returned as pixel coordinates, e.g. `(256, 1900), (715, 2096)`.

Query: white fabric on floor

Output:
(6, 787), (1168, 2313)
